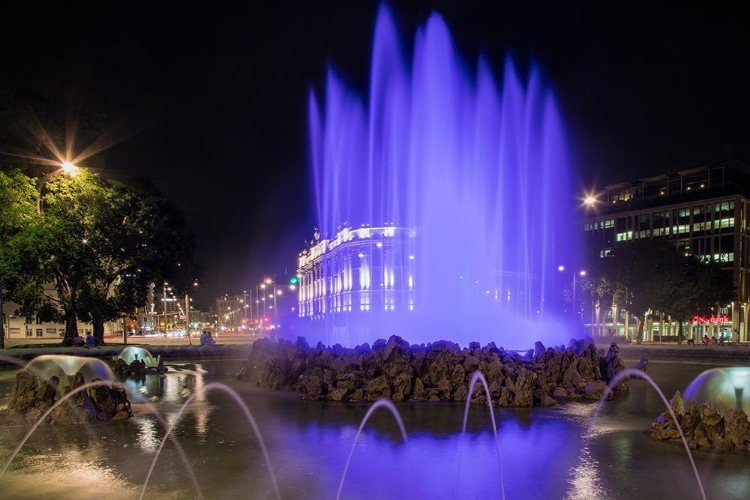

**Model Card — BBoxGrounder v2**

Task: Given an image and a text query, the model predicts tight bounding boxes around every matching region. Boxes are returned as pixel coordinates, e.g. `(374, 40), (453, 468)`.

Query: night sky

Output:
(1, 1), (748, 306)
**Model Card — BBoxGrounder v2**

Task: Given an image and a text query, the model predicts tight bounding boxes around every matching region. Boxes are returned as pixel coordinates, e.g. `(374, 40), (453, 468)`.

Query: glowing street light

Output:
(61, 161), (79, 176)
(559, 266), (587, 319)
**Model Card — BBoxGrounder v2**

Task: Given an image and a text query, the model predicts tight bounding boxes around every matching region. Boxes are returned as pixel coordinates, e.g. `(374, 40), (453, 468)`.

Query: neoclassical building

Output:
(297, 224), (416, 346)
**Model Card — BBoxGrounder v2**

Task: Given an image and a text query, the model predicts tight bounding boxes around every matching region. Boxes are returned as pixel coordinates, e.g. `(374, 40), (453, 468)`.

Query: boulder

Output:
(236, 335), (625, 408)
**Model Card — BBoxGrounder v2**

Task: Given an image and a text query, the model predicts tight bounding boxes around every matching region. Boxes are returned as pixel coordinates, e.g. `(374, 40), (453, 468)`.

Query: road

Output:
(2, 333), (263, 349)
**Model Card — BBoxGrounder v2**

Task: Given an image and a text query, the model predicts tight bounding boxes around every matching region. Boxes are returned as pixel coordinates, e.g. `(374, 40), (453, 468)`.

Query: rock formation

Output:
(109, 355), (167, 377)
(237, 335), (630, 406)
(651, 390), (750, 452)
(0, 370), (132, 425)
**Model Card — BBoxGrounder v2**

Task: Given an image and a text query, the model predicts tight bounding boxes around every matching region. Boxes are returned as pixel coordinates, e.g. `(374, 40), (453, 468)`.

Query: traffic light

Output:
(289, 276), (300, 285)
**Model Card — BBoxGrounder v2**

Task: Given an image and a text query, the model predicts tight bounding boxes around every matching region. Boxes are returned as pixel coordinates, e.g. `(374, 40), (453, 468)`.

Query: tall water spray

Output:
(304, 5), (576, 348)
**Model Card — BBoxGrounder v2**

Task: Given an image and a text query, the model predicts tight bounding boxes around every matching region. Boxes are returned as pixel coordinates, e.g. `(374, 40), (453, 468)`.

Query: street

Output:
(3, 333), (263, 348)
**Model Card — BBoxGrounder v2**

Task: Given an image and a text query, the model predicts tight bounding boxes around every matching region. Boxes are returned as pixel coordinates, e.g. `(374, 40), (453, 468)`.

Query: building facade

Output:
(216, 294), (249, 332)
(580, 161), (750, 342)
(1, 283), (124, 340)
(297, 224), (416, 346)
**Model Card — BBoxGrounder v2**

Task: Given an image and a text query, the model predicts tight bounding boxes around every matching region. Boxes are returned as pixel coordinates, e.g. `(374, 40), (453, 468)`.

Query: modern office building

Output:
(579, 160), (750, 342)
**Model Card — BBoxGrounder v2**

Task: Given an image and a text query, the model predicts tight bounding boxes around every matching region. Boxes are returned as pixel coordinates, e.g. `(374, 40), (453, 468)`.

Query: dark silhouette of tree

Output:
(584, 238), (735, 340)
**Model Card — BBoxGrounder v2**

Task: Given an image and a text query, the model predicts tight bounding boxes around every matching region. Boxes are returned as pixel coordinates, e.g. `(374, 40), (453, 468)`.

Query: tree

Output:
(2, 91), (198, 344)
(592, 239), (735, 340)
(0, 169), (198, 343)
(0, 170), (39, 348)
(659, 256), (734, 339)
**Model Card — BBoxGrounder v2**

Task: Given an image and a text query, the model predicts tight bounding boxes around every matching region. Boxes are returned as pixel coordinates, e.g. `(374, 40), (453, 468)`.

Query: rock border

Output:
(236, 335), (633, 406)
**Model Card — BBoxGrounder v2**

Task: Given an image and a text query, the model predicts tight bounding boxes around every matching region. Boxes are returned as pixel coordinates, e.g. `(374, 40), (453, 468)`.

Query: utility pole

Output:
(185, 293), (191, 345)
(163, 282), (168, 337)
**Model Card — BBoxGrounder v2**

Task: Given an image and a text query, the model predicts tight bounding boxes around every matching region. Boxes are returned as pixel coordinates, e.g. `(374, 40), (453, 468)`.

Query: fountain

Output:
(683, 366), (750, 414)
(25, 354), (116, 383)
(1, 356), (749, 498)
(115, 347), (162, 369)
(0, 354), (131, 426)
(302, 4), (577, 349)
(649, 366), (750, 454)
(110, 346), (166, 377)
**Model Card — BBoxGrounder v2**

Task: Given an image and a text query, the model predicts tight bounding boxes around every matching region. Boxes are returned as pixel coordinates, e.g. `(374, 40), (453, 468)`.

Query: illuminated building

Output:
(297, 224), (416, 346)
(580, 160), (750, 342)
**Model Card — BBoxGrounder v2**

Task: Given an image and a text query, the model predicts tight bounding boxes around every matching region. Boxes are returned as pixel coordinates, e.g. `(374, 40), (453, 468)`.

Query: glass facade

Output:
(580, 162), (750, 343)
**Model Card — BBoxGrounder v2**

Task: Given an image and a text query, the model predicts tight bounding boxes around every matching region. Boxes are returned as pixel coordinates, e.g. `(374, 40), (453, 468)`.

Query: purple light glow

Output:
(306, 5), (576, 348)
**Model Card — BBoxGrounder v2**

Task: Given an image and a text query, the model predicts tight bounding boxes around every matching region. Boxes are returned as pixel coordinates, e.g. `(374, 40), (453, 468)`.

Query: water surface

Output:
(0, 359), (747, 499)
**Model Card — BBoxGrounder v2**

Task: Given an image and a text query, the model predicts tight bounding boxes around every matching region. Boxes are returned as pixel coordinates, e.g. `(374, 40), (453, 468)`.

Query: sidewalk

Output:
(2, 334), (260, 349)
(616, 341), (750, 364)
(0, 335), (258, 368)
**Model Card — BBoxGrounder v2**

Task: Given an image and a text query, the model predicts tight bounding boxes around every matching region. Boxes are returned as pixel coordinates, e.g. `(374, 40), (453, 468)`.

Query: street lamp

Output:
(36, 161), (79, 214)
(185, 279), (198, 345)
(243, 290), (248, 331)
(558, 266), (587, 318)
(61, 161), (79, 176)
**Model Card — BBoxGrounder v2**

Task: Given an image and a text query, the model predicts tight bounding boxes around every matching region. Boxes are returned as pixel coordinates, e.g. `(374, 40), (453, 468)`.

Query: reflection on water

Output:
(0, 359), (749, 499)
(565, 446), (608, 500)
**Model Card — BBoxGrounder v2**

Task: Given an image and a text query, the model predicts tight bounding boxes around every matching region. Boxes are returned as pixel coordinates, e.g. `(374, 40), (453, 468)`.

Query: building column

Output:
(624, 310), (630, 341)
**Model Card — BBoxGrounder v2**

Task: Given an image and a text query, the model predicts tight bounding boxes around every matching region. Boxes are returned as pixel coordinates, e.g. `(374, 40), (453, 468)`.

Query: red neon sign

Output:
(692, 315), (729, 324)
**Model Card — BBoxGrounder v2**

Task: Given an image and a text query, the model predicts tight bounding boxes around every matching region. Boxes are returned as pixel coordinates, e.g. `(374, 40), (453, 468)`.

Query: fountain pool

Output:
(1, 358), (749, 499)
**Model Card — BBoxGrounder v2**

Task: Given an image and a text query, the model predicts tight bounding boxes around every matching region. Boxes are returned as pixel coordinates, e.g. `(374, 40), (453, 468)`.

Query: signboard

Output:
(692, 315), (729, 324)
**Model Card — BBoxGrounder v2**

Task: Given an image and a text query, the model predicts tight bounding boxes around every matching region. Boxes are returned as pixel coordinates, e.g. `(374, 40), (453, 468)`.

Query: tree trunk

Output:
(635, 317), (643, 343)
(65, 309), (79, 339)
(0, 278), (5, 349)
(93, 319), (105, 345)
(612, 302), (619, 337)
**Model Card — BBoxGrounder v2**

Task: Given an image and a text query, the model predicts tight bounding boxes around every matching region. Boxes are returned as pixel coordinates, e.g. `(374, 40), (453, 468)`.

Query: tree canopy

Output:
(580, 238), (734, 338)
(1, 91), (199, 344)
(0, 168), (199, 342)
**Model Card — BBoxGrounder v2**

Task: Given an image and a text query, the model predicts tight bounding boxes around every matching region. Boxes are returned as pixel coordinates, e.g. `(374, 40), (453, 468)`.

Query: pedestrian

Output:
(200, 329), (216, 346)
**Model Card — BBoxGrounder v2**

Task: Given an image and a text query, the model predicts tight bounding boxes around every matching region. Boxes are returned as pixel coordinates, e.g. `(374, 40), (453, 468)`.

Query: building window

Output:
(36, 328), (43, 337)
(716, 253), (734, 263)
(616, 231), (633, 242)
(715, 218), (734, 229)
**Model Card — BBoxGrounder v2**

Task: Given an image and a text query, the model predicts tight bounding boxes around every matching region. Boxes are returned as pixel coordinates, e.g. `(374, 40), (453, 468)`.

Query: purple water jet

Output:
(300, 5), (576, 348)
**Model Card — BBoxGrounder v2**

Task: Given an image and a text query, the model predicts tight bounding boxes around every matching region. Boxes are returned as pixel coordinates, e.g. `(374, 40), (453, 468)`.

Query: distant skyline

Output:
(1, 1), (748, 307)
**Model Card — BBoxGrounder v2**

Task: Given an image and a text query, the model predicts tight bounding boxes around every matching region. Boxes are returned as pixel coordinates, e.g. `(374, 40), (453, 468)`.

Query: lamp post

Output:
(243, 290), (248, 331)
(163, 282), (169, 337)
(185, 280), (197, 345)
(185, 293), (191, 344)
(558, 266), (587, 319)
